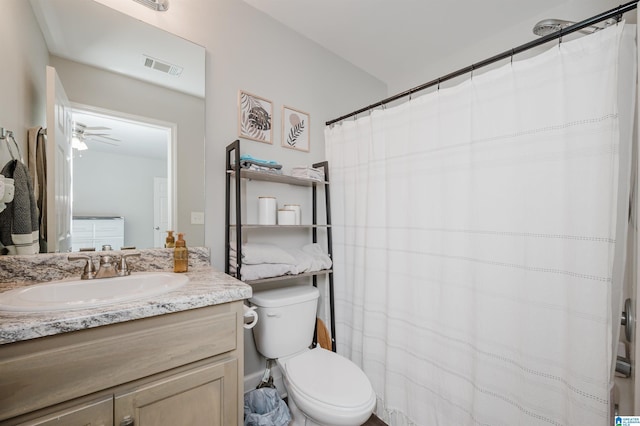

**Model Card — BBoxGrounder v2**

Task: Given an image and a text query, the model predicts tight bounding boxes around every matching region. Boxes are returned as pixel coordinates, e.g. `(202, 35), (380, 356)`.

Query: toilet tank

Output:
(249, 285), (319, 359)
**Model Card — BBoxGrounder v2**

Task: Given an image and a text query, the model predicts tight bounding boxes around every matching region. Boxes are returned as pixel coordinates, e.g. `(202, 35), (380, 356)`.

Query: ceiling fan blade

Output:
(84, 126), (111, 131)
(75, 122), (111, 131)
(94, 135), (120, 142)
(86, 138), (119, 146)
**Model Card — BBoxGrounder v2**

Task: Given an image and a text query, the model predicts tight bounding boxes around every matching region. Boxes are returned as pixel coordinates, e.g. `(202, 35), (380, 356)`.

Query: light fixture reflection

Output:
(71, 136), (88, 151)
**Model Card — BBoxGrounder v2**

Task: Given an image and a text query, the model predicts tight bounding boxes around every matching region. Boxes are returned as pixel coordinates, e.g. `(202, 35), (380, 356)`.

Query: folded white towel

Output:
(284, 249), (314, 273)
(229, 242), (296, 265)
(302, 243), (332, 270)
(228, 242), (331, 281)
(290, 166), (325, 181)
(240, 263), (298, 281)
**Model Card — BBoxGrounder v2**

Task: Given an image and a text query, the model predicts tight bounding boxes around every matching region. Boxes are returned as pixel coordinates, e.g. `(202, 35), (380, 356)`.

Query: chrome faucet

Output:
(117, 252), (141, 276)
(68, 252), (141, 280)
(95, 254), (118, 279)
(68, 254), (97, 280)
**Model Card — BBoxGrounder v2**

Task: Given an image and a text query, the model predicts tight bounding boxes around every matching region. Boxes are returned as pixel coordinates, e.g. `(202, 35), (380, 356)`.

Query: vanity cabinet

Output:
(0, 302), (243, 426)
(11, 397), (113, 426)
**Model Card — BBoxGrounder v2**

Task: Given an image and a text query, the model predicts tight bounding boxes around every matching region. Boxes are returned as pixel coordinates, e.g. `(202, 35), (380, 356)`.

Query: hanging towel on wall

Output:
(27, 127), (47, 252)
(0, 159), (39, 254)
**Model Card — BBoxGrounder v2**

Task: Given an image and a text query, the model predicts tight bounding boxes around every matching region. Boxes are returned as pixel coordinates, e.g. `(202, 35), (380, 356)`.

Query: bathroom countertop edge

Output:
(0, 267), (252, 345)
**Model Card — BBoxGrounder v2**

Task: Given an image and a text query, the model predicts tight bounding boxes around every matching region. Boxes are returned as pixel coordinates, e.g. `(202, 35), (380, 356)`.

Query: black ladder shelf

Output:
(224, 139), (336, 352)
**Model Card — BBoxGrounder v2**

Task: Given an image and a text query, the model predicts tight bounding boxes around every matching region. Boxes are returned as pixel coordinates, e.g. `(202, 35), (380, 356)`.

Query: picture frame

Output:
(282, 106), (310, 152)
(238, 90), (273, 144)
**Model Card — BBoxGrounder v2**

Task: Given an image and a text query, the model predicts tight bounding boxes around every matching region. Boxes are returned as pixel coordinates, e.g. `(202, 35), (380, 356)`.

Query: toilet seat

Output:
(280, 347), (376, 425)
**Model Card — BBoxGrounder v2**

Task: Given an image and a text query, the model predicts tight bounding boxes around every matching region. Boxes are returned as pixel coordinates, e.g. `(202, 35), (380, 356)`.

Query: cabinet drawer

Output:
(71, 220), (94, 237)
(6, 396), (113, 426)
(94, 222), (124, 238)
(115, 358), (238, 426)
(0, 304), (238, 421)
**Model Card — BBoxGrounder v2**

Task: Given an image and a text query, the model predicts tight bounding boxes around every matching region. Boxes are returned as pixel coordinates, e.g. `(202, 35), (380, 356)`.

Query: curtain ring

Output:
(616, 5), (623, 23)
(437, 78), (441, 91)
(470, 64), (474, 80)
(510, 49), (514, 66)
(409, 90), (413, 101)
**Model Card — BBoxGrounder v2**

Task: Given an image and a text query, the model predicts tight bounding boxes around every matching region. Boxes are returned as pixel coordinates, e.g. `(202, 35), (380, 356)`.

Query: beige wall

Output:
(0, 1), (49, 167)
(93, 0), (389, 270)
(387, 0), (633, 93)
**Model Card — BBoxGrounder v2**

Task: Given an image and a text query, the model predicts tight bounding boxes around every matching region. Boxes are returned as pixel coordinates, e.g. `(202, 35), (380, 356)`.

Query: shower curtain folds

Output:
(325, 24), (636, 426)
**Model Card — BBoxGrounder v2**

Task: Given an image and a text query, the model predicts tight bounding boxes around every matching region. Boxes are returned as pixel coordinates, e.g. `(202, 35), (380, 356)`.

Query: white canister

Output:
(258, 197), (277, 225)
(277, 209), (296, 225)
(283, 204), (301, 225)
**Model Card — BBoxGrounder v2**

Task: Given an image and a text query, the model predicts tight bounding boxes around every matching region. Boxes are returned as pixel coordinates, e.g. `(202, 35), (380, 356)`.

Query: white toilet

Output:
(250, 285), (376, 426)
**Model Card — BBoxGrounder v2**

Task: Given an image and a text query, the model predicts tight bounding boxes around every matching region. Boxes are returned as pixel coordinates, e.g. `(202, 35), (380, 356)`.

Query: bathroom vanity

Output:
(0, 248), (252, 426)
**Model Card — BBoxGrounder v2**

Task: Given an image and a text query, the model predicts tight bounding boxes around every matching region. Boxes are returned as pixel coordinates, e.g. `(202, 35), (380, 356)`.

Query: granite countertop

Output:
(0, 248), (252, 345)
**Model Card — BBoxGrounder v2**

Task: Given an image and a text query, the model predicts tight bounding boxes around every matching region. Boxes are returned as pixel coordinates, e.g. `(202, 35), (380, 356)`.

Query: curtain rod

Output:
(326, 0), (638, 126)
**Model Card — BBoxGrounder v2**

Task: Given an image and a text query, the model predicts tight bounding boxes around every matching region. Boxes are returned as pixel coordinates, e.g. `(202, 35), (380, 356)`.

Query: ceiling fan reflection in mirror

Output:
(72, 122), (120, 151)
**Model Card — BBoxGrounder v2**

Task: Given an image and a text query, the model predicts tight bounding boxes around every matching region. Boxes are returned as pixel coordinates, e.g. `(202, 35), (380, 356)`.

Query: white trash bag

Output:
(244, 387), (291, 426)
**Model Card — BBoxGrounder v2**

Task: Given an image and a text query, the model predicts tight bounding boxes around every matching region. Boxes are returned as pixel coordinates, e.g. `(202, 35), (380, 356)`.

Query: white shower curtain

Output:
(325, 24), (636, 426)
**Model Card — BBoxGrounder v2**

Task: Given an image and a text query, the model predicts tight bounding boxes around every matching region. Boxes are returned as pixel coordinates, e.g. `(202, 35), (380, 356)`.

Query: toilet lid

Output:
(285, 348), (373, 409)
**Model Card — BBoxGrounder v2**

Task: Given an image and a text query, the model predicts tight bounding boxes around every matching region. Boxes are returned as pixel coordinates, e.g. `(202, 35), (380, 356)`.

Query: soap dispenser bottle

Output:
(165, 230), (175, 248)
(173, 233), (188, 273)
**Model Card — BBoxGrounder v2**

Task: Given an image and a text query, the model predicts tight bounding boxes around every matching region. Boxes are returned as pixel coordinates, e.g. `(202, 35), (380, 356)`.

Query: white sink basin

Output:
(0, 272), (189, 312)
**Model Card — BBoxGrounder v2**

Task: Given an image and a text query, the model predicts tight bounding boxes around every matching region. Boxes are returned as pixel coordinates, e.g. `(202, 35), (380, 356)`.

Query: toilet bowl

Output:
(249, 285), (376, 426)
(278, 347), (376, 425)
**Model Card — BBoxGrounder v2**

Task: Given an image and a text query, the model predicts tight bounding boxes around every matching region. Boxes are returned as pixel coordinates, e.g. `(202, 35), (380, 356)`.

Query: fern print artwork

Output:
(286, 113), (305, 147)
(238, 91), (273, 144)
(282, 106), (310, 152)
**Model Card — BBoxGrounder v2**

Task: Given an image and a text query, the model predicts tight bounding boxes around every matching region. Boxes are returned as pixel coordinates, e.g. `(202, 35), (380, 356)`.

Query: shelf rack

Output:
(224, 139), (336, 351)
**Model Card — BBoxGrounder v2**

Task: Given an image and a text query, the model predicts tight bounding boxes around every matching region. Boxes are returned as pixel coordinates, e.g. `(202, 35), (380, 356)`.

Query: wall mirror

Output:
(27, 0), (205, 252)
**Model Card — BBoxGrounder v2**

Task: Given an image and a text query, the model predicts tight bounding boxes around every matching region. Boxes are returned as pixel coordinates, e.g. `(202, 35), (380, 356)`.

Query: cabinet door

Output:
(12, 396), (112, 426)
(114, 359), (238, 426)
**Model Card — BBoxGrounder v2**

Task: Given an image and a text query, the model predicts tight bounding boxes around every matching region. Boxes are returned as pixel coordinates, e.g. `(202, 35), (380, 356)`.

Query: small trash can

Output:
(244, 387), (291, 426)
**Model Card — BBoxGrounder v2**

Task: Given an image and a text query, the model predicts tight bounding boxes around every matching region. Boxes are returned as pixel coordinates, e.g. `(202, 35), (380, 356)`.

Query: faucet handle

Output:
(118, 252), (141, 276)
(98, 254), (117, 266)
(68, 254), (97, 280)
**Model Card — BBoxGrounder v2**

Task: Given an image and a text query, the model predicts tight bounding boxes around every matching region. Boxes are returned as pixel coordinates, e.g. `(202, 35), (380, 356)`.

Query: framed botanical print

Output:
(281, 106), (310, 152)
(238, 90), (273, 144)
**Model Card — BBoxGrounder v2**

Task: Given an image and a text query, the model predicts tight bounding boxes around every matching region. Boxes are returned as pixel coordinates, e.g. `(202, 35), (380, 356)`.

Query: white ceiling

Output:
(72, 110), (169, 160)
(241, 0), (618, 90)
(30, 0), (205, 98)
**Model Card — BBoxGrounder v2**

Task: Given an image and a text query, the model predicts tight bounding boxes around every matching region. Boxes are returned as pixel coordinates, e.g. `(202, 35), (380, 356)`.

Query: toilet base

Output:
(287, 393), (322, 426)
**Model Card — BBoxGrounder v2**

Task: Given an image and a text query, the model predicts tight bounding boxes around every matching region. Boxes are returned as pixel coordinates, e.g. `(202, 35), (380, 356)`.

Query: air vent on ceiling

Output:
(142, 55), (183, 76)
(132, 0), (169, 12)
